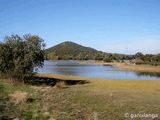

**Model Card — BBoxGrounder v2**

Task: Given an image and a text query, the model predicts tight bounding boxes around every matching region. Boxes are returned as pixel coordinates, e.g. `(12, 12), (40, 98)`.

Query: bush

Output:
(150, 62), (160, 66)
(135, 61), (149, 65)
(0, 34), (45, 81)
(103, 58), (112, 62)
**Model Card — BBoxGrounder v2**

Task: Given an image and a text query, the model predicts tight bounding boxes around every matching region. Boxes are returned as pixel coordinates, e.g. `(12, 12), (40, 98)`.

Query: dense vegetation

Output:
(45, 42), (160, 65)
(133, 52), (160, 66)
(45, 41), (129, 61)
(0, 34), (45, 81)
(45, 41), (101, 60)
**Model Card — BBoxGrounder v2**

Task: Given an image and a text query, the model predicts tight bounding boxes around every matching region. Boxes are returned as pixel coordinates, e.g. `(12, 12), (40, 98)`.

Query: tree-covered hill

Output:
(45, 41), (100, 54)
(45, 41), (102, 60)
(44, 41), (160, 64)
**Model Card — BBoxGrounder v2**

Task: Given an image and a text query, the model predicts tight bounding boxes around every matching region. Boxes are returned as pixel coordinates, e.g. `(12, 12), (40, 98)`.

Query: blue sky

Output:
(0, 0), (160, 54)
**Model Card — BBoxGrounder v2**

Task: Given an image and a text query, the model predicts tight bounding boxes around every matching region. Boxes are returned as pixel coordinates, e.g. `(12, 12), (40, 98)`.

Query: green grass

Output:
(0, 79), (50, 120)
(1, 74), (160, 120)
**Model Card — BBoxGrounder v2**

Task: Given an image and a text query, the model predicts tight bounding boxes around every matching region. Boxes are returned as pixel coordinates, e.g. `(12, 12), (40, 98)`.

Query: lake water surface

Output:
(37, 61), (160, 80)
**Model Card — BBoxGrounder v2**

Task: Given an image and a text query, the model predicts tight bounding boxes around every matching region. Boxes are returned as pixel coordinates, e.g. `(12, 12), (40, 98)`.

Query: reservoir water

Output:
(37, 61), (160, 80)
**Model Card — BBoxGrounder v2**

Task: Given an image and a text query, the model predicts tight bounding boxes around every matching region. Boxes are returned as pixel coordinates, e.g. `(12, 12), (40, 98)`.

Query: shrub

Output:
(103, 58), (112, 62)
(0, 34), (45, 81)
(135, 61), (149, 65)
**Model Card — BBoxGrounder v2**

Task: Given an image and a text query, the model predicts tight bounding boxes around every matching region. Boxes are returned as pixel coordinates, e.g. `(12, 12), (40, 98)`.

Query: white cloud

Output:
(100, 39), (160, 55)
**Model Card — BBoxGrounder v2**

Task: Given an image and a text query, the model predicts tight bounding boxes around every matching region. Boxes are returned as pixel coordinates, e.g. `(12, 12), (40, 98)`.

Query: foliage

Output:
(45, 41), (130, 61)
(0, 34), (45, 80)
(103, 57), (112, 62)
(135, 52), (144, 58)
(45, 41), (101, 60)
(45, 41), (99, 54)
(44, 42), (160, 65)
(133, 52), (160, 66)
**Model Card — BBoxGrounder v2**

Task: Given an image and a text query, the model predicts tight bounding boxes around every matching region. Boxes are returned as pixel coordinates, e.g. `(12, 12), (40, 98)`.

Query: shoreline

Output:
(79, 61), (160, 73)
(48, 60), (96, 62)
(46, 60), (160, 73)
(37, 73), (160, 81)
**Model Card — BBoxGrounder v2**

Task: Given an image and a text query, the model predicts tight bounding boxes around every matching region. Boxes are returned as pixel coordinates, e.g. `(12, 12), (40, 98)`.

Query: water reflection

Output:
(54, 67), (79, 76)
(136, 72), (160, 78)
(37, 61), (160, 80)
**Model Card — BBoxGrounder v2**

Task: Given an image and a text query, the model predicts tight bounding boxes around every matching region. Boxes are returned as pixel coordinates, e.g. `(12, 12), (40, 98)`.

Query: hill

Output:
(45, 41), (102, 60)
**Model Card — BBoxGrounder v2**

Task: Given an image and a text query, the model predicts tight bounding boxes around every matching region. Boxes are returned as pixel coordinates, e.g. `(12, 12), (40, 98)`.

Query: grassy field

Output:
(1, 72), (160, 120)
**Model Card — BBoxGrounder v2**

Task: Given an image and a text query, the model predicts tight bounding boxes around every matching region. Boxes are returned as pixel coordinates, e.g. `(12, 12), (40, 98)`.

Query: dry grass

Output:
(36, 73), (160, 119)
(87, 112), (98, 120)
(1, 72), (160, 119)
(79, 61), (160, 73)
(10, 91), (27, 104)
(55, 81), (66, 89)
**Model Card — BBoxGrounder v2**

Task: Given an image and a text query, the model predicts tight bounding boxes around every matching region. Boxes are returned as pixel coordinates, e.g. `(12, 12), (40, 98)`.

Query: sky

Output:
(0, 0), (160, 54)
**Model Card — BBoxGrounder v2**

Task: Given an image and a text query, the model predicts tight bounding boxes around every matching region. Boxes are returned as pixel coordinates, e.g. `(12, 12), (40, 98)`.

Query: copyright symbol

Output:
(125, 113), (129, 117)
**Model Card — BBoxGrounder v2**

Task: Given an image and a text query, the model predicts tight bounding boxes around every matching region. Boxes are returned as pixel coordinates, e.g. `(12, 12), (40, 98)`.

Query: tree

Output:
(0, 34), (45, 81)
(77, 52), (85, 60)
(94, 53), (104, 60)
(48, 52), (59, 60)
(103, 57), (112, 62)
(135, 52), (143, 58)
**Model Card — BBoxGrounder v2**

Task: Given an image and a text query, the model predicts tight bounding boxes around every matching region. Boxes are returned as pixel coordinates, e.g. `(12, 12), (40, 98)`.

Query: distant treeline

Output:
(45, 51), (130, 61)
(132, 52), (160, 66)
(44, 41), (160, 65)
(45, 51), (160, 65)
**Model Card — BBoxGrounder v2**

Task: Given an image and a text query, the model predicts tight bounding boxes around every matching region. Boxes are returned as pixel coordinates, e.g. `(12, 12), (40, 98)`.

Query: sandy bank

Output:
(79, 61), (160, 73)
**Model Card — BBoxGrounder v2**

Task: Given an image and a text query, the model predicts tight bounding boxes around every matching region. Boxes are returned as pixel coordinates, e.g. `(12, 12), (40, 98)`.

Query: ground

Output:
(0, 62), (160, 120)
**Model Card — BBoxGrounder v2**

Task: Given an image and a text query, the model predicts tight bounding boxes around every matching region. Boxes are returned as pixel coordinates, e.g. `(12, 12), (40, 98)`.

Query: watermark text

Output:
(124, 113), (159, 119)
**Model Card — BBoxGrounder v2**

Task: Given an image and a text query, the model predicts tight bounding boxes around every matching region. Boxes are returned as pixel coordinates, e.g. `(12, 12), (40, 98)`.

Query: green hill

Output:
(45, 41), (102, 60)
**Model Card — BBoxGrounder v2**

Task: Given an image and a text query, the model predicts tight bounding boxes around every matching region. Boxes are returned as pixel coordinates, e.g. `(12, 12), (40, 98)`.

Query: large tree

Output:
(0, 34), (45, 80)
